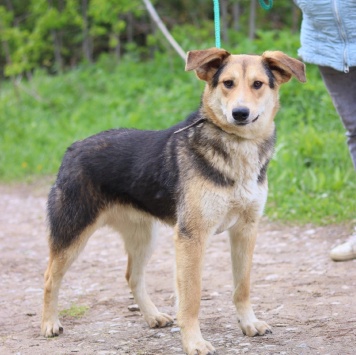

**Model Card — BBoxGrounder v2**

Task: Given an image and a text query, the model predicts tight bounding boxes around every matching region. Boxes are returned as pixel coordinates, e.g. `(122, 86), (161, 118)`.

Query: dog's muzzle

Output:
(232, 107), (259, 126)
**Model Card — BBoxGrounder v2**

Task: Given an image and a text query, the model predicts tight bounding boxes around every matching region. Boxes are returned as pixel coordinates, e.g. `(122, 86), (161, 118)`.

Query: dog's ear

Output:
(262, 51), (306, 84)
(185, 48), (231, 81)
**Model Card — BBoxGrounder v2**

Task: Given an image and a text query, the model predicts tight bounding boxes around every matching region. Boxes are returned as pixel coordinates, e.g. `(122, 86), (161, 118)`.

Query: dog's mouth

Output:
(235, 115), (260, 126)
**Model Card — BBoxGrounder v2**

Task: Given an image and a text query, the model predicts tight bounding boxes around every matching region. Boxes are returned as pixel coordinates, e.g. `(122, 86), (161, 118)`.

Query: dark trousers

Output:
(319, 66), (356, 170)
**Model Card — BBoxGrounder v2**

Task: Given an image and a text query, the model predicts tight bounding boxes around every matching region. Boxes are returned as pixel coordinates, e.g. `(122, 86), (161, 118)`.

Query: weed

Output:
(59, 304), (89, 318)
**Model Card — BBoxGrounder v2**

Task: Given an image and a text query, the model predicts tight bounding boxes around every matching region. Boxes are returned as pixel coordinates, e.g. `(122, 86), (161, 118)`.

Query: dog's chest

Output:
(195, 141), (268, 233)
(221, 138), (262, 186)
(235, 139), (268, 188)
(215, 142), (268, 232)
(214, 178), (267, 234)
(181, 124), (273, 232)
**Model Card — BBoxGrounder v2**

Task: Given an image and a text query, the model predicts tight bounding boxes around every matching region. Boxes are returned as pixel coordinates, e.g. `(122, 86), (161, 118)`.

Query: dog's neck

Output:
(174, 117), (207, 134)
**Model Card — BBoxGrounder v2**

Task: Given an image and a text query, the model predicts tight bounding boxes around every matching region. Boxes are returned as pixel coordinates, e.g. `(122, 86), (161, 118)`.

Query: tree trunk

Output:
(232, 0), (241, 32)
(2, 0), (14, 66)
(51, 30), (64, 72)
(249, 0), (256, 40)
(148, 14), (157, 59)
(1, 29), (12, 70)
(47, 0), (64, 73)
(82, 0), (93, 63)
(221, 0), (229, 45)
(126, 12), (134, 43)
(0, 23), (20, 99)
(115, 35), (121, 62)
(292, 3), (300, 34)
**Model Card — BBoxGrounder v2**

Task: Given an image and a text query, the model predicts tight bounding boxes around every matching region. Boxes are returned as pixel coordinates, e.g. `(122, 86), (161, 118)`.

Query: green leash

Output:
(213, 0), (273, 48)
(213, 0), (221, 48)
(259, 0), (273, 11)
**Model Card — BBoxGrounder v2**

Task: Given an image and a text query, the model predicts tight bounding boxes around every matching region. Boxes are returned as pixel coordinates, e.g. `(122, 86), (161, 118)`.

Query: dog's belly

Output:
(215, 214), (238, 234)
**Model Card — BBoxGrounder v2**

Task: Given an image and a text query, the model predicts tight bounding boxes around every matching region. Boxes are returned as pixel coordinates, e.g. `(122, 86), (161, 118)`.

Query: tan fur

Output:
(177, 48), (304, 354)
(42, 222), (99, 337)
(41, 48), (306, 355)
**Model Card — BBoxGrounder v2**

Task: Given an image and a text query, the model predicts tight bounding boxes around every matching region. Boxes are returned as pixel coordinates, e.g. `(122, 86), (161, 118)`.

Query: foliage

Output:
(0, 0), (299, 77)
(0, 50), (199, 179)
(267, 64), (356, 224)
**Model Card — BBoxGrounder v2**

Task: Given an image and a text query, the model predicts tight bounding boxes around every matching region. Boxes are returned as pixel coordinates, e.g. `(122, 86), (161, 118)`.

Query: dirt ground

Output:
(0, 181), (355, 355)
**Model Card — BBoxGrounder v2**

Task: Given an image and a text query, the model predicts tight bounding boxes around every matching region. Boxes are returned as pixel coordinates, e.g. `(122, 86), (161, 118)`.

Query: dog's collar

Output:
(174, 118), (207, 134)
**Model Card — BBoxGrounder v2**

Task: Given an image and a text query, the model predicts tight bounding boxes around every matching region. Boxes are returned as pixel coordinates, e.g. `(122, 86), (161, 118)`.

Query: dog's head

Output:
(186, 48), (306, 139)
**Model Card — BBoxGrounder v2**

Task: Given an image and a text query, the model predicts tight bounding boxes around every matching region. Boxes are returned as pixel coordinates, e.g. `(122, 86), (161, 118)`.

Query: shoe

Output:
(330, 234), (356, 261)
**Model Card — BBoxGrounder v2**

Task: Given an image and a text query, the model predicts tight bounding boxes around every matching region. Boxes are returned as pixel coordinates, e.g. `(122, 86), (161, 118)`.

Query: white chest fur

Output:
(210, 138), (269, 234)
(214, 180), (268, 234)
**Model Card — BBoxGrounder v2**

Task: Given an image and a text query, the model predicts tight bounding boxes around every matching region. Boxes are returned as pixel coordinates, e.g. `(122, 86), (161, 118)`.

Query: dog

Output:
(41, 47), (306, 355)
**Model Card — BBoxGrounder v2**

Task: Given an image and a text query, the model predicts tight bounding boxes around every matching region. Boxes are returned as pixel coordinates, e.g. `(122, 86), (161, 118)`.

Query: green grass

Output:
(59, 304), (89, 318)
(0, 52), (202, 180)
(0, 30), (355, 224)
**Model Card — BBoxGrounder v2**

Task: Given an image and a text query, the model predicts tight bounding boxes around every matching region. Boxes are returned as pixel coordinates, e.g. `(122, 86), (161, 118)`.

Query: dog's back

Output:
(47, 113), (207, 251)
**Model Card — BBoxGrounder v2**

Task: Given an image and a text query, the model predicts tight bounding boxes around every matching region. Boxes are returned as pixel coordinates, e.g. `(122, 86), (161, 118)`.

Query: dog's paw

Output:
(41, 318), (63, 337)
(144, 312), (174, 328)
(184, 339), (216, 355)
(240, 319), (272, 337)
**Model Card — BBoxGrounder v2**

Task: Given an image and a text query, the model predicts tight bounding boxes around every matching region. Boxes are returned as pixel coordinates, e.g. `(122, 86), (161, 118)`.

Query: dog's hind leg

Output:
(41, 225), (96, 337)
(119, 217), (173, 328)
(229, 222), (272, 337)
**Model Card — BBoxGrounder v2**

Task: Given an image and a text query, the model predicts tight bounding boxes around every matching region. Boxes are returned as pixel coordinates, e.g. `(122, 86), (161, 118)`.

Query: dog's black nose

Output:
(232, 107), (250, 122)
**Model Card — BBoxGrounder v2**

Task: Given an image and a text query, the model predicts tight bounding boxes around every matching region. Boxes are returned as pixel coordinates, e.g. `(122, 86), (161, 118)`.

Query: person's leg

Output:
(318, 66), (356, 170)
(318, 66), (356, 261)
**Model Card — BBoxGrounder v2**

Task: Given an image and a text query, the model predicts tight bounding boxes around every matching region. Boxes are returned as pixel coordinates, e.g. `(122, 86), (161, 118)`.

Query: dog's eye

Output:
(223, 80), (234, 89)
(253, 81), (263, 89)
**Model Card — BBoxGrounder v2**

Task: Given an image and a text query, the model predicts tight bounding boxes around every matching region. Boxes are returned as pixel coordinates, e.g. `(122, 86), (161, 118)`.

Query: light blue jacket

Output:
(294, 0), (356, 72)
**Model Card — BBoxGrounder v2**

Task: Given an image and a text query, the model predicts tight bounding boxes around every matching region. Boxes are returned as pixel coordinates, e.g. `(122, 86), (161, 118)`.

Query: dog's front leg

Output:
(229, 222), (272, 337)
(174, 227), (216, 355)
